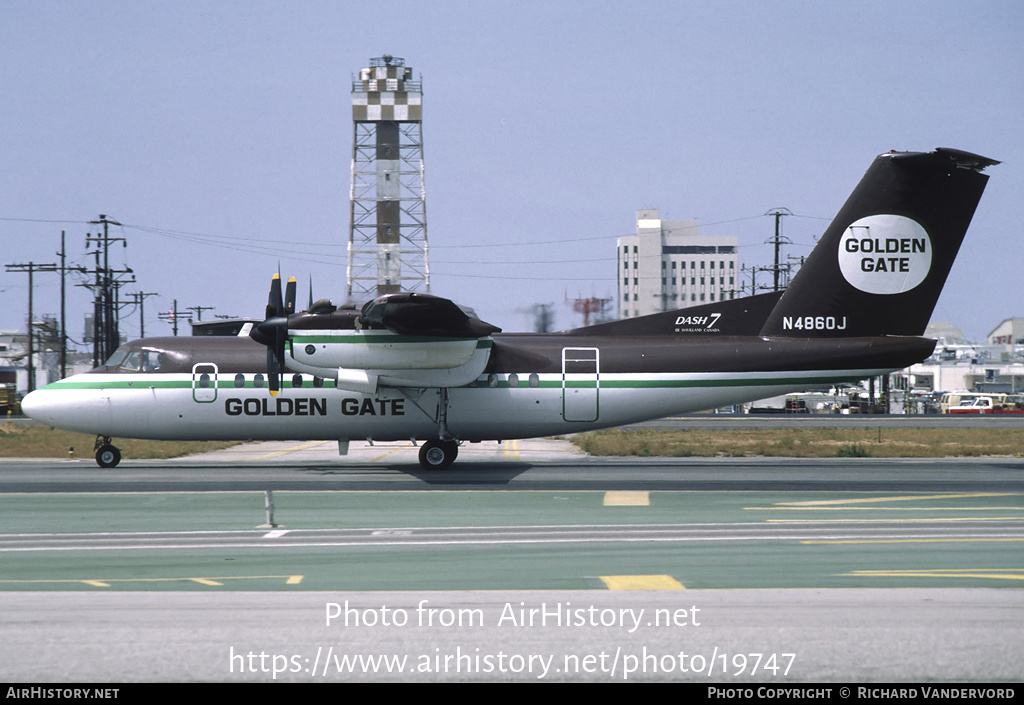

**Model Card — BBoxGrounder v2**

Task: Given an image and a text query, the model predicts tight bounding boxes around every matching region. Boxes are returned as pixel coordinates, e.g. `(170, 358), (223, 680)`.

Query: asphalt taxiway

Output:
(1, 438), (1022, 682)
(2, 436), (1023, 493)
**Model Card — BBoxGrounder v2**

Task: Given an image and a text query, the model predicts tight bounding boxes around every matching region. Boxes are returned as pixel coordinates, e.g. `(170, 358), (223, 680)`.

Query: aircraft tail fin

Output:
(759, 148), (997, 338)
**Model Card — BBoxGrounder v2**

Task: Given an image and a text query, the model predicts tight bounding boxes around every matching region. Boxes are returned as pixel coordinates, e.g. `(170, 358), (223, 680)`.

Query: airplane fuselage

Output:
(23, 332), (933, 444)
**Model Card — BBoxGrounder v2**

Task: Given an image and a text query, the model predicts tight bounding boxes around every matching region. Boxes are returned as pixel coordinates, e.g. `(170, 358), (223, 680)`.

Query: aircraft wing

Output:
(359, 292), (502, 338)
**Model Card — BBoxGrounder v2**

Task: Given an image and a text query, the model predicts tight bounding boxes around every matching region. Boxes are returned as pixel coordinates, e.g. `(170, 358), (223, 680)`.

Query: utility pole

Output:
(84, 215), (134, 365)
(158, 299), (186, 336)
(128, 292), (160, 338)
(186, 305), (215, 323)
(55, 232), (87, 379)
(765, 208), (792, 291)
(741, 264), (759, 295)
(58, 232), (68, 379)
(4, 261), (58, 393)
(785, 254), (807, 288)
(531, 303), (554, 333)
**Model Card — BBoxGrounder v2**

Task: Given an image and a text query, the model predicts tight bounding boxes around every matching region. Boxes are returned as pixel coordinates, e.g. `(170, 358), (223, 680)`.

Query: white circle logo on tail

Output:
(837, 215), (932, 294)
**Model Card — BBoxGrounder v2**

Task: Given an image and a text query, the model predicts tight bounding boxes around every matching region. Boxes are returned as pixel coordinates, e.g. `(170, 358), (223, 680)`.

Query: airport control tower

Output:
(348, 55), (428, 298)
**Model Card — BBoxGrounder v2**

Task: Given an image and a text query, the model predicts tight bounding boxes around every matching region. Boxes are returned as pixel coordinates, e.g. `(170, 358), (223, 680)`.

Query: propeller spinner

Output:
(251, 274), (296, 395)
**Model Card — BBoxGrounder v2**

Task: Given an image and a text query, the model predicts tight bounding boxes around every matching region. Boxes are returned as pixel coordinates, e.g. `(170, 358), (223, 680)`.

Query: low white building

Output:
(1, 329), (94, 396)
(906, 320), (1024, 394)
(0, 330), (29, 393)
(907, 358), (1024, 395)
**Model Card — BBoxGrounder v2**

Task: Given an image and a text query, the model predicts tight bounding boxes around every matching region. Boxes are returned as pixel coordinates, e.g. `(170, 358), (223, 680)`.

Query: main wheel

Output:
(95, 444), (121, 468)
(418, 439), (458, 470)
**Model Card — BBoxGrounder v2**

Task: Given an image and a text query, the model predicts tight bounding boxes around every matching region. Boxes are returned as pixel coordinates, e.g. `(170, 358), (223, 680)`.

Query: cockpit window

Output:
(103, 347), (167, 373)
(121, 352), (143, 371)
(141, 351), (162, 371)
(104, 348), (129, 368)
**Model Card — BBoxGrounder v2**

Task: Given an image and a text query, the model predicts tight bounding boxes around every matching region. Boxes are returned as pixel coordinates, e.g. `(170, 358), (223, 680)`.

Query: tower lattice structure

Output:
(348, 54), (428, 299)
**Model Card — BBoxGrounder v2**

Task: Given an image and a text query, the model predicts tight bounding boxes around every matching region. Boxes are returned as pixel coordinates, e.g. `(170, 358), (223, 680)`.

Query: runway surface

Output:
(1, 438), (1022, 682)
(3, 436), (1023, 493)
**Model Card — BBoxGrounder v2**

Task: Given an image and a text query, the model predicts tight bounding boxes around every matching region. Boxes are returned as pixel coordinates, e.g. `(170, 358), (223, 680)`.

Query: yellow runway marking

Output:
(770, 516), (1023, 523)
(372, 442), (415, 462)
(603, 491), (650, 506)
(777, 493), (1016, 507)
(503, 439), (520, 461)
(845, 569), (1024, 581)
(601, 575), (685, 590)
(803, 538), (1024, 545)
(757, 506), (1024, 512)
(249, 441), (331, 461)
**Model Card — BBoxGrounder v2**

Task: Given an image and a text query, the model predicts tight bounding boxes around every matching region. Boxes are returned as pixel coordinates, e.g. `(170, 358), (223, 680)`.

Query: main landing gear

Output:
(94, 436), (122, 468)
(418, 439), (459, 470)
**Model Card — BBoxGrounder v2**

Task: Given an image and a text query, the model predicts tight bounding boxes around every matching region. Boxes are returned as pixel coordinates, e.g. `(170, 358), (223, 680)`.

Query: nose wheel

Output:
(418, 439), (459, 470)
(94, 437), (122, 468)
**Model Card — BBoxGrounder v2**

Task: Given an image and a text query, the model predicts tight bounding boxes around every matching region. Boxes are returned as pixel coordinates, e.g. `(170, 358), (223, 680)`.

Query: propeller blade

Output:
(252, 273), (292, 396)
(285, 277), (297, 315)
(267, 346), (280, 396)
(274, 322), (287, 395)
(266, 273), (283, 319)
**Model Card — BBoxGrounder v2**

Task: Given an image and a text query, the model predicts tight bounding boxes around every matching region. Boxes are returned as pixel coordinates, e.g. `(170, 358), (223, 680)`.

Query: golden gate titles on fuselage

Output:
(223, 396), (405, 417)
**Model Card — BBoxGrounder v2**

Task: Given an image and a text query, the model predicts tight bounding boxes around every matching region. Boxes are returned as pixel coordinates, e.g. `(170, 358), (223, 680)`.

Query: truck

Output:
(946, 394), (1024, 414)
(0, 385), (18, 417)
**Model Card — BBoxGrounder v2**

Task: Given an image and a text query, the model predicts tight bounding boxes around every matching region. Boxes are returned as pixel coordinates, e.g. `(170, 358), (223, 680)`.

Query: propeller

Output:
(251, 274), (296, 396)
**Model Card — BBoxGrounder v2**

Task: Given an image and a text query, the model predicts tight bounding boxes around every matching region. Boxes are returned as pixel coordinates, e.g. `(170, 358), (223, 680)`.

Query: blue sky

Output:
(2, 1), (1021, 342)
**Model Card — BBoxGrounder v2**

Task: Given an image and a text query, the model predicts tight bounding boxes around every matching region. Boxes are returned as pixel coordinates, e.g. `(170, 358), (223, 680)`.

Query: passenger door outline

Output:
(561, 347), (599, 422)
(192, 363), (218, 403)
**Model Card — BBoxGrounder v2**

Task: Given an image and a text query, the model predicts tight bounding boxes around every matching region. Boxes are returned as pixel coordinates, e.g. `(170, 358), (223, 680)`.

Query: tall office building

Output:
(617, 209), (738, 318)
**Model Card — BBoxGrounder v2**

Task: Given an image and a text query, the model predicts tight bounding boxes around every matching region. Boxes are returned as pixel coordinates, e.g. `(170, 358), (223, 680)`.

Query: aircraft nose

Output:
(20, 388), (51, 424)
(19, 381), (115, 436)
(20, 386), (83, 430)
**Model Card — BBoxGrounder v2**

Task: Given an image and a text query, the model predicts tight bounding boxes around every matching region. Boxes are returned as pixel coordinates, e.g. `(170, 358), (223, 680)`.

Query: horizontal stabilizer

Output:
(571, 291), (784, 336)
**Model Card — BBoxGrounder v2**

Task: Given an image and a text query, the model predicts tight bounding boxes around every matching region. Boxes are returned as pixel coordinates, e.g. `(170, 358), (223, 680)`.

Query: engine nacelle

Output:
(288, 329), (486, 370)
(284, 330), (494, 393)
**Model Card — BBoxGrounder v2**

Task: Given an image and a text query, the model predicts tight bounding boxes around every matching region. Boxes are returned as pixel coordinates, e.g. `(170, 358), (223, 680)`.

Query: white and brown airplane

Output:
(22, 148), (997, 470)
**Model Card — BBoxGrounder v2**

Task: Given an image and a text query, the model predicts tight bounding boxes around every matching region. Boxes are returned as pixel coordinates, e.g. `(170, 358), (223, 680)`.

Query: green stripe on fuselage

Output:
(38, 370), (873, 392)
